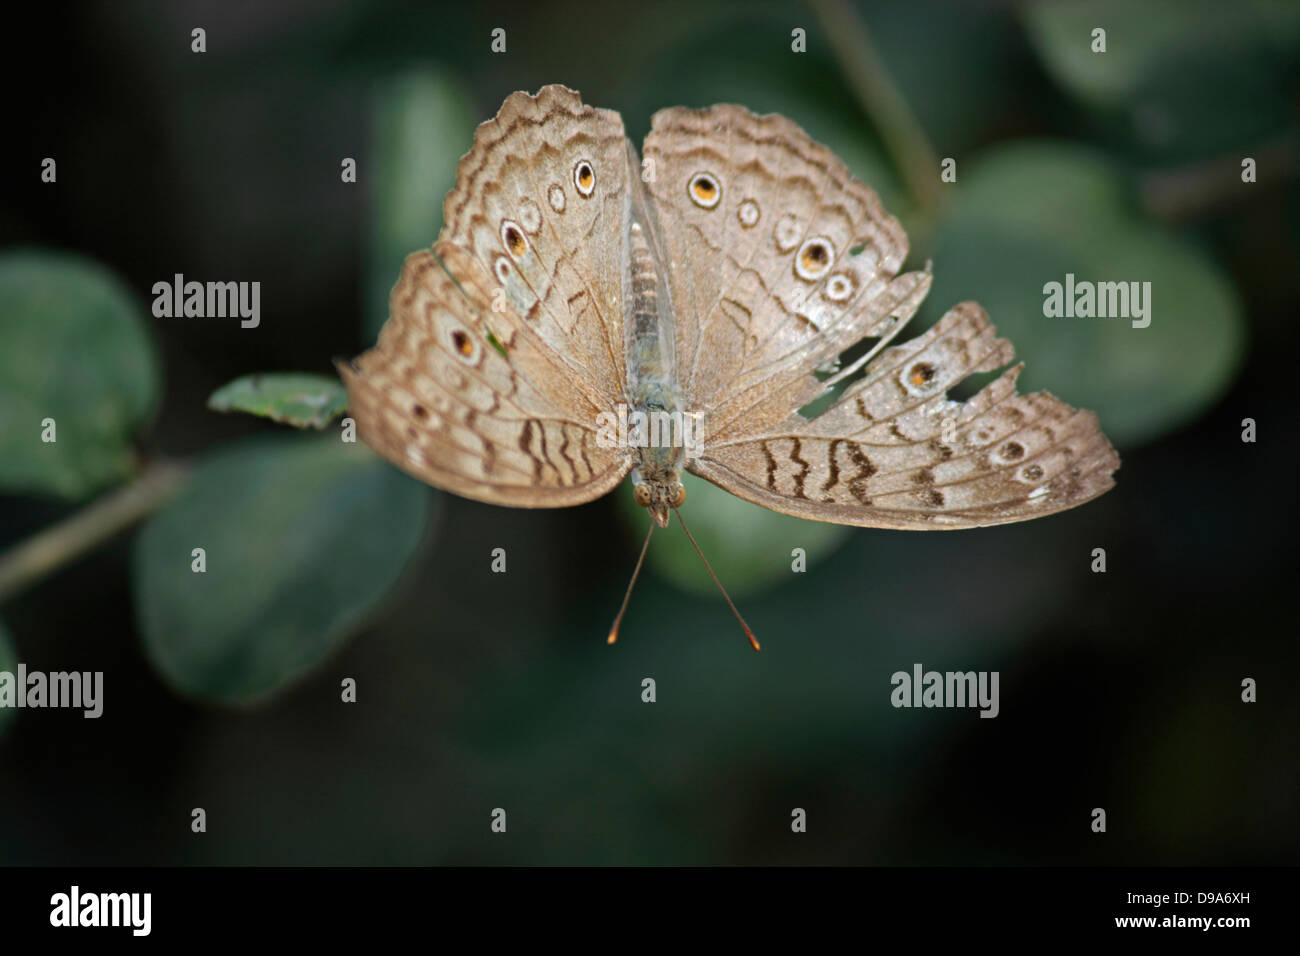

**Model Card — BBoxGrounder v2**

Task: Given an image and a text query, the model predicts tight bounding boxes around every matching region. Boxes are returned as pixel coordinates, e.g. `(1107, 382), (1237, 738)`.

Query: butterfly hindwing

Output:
(690, 301), (1120, 528)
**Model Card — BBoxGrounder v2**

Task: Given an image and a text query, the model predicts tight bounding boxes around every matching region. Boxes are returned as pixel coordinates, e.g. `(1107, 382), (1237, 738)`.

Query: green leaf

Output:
(207, 373), (348, 429)
(1022, 0), (1300, 160)
(365, 69), (475, 341)
(928, 142), (1245, 448)
(617, 472), (851, 600)
(0, 250), (159, 499)
(0, 620), (15, 734)
(132, 435), (433, 704)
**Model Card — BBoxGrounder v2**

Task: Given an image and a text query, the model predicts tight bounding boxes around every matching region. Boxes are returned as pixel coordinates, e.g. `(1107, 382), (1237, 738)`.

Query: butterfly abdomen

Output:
(626, 221), (670, 384)
(625, 218), (690, 473)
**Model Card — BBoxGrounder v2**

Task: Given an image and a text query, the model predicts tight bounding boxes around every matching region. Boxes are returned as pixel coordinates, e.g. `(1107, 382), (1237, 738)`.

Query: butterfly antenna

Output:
(606, 519), (656, 645)
(674, 508), (761, 652)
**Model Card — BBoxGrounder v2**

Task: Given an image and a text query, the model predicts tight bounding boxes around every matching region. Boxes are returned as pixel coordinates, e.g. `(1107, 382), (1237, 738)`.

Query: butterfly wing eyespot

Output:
(995, 441), (1026, 464)
(902, 360), (938, 394)
(823, 272), (855, 302)
(547, 183), (567, 212)
(501, 220), (528, 258)
(688, 172), (722, 209)
(794, 237), (835, 281)
(450, 328), (478, 363)
(573, 160), (595, 196)
(773, 213), (801, 252)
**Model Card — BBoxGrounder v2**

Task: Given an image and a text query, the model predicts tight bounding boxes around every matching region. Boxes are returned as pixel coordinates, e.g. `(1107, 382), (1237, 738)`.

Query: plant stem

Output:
(811, 0), (942, 221)
(0, 459), (191, 604)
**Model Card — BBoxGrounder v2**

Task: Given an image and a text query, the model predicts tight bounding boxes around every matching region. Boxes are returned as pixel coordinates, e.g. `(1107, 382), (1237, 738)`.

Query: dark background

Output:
(0, 0), (1296, 864)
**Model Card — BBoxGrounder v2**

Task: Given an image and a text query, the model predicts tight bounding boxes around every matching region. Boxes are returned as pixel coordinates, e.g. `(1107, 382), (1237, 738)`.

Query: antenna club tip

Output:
(606, 630), (619, 645)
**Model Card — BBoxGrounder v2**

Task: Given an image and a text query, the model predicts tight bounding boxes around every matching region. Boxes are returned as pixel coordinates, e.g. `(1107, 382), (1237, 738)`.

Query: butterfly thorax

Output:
(626, 218), (686, 526)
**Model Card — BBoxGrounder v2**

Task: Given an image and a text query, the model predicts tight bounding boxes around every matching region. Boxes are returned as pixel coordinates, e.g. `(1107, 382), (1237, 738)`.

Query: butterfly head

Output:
(631, 466), (685, 528)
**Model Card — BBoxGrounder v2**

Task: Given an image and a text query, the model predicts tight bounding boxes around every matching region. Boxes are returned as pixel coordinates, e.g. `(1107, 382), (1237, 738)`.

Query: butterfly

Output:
(339, 85), (1120, 648)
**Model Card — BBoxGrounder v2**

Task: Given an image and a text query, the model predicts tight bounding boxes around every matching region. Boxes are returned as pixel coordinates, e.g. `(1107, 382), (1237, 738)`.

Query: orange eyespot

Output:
(688, 172), (721, 208)
(574, 160), (595, 196)
(502, 222), (526, 257)
(909, 362), (936, 387)
(794, 237), (835, 280)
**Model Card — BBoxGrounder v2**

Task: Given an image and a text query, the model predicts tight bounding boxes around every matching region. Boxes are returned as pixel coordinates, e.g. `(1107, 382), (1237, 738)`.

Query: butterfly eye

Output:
(794, 237), (835, 281)
(574, 160), (595, 196)
(633, 484), (652, 507)
(672, 483), (686, 507)
(501, 221), (528, 258)
(688, 172), (722, 209)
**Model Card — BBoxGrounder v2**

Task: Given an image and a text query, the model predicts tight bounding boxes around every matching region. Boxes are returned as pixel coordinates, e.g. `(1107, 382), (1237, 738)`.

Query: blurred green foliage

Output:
(133, 435), (431, 704)
(927, 143), (1244, 446)
(366, 69), (475, 340)
(1023, 0), (1300, 159)
(0, 250), (159, 499)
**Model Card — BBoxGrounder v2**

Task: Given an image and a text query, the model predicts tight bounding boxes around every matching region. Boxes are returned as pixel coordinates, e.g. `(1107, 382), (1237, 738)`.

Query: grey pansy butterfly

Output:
(339, 85), (1119, 646)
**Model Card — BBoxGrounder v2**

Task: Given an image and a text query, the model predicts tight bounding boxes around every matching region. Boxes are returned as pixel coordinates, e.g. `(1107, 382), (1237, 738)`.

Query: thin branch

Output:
(811, 0), (941, 219)
(0, 459), (191, 604)
(1141, 135), (1298, 221)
